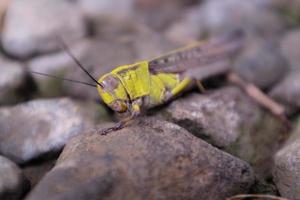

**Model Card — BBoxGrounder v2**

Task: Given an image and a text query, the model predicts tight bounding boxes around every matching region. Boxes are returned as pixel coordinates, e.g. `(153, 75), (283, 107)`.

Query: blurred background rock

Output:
(0, 0), (299, 200)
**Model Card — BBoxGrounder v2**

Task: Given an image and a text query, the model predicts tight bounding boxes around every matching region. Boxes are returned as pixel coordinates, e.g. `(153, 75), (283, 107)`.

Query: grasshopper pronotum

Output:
(32, 31), (289, 135)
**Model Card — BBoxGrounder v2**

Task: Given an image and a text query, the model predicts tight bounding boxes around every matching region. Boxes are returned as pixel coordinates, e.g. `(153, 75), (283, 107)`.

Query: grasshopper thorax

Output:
(97, 73), (129, 113)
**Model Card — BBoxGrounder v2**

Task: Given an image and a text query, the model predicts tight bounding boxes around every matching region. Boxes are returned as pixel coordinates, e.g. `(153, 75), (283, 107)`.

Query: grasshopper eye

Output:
(110, 100), (128, 113)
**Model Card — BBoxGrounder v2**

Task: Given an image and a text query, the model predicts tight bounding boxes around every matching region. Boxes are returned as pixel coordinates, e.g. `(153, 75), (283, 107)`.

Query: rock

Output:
(273, 120), (300, 200)
(2, 0), (85, 59)
(162, 87), (285, 178)
(135, 0), (196, 31)
(0, 57), (33, 104)
(0, 155), (29, 200)
(165, 0), (283, 43)
(280, 29), (300, 70)
(0, 98), (110, 164)
(270, 70), (300, 113)
(78, 0), (134, 22)
(26, 118), (254, 200)
(234, 38), (289, 89)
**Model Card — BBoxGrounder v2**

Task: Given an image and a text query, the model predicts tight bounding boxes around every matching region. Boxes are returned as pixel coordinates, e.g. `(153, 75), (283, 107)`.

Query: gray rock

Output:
(273, 120), (300, 200)
(0, 98), (110, 164)
(280, 29), (300, 70)
(2, 0), (85, 59)
(165, 0), (283, 43)
(0, 57), (29, 104)
(162, 87), (285, 177)
(26, 118), (254, 200)
(234, 39), (289, 89)
(78, 0), (134, 22)
(134, 0), (196, 31)
(270, 70), (300, 113)
(0, 155), (29, 200)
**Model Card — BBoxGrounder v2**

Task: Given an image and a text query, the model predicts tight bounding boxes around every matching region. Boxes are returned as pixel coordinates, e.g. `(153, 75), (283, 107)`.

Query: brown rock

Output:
(162, 87), (285, 178)
(26, 118), (254, 200)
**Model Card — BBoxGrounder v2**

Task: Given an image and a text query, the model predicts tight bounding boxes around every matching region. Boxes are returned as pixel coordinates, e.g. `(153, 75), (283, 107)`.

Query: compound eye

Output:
(110, 100), (127, 113)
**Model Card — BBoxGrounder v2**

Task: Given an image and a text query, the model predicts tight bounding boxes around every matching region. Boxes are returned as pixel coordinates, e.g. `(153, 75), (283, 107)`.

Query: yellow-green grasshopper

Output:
(32, 31), (289, 135)
(60, 31), (245, 134)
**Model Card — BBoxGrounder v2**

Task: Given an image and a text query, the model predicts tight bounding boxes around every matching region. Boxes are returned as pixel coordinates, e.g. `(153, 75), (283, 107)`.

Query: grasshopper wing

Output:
(149, 31), (244, 74)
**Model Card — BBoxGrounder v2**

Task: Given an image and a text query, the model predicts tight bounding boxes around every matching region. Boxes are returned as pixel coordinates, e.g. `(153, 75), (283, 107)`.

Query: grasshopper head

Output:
(97, 74), (129, 113)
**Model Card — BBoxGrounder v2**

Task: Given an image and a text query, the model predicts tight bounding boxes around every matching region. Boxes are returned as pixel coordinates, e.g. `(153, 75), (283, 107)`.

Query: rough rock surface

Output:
(162, 87), (284, 177)
(270, 70), (300, 113)
(0, 57), (30, 104)
(25, 118), (254, 200)
(2, 0), (85, 58)
(0, 155), (29, 200)
(273, 120), (300, 200)
(0, 98), (109, 164)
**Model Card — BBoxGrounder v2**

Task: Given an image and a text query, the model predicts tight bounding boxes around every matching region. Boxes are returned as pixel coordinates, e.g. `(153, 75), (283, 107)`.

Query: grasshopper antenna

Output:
(57, 37), (103, 88)
(30, 71), (97, 87)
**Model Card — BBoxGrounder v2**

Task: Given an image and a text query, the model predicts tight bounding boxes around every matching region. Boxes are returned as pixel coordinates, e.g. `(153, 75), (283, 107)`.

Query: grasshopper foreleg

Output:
(98, 101), (142, 135)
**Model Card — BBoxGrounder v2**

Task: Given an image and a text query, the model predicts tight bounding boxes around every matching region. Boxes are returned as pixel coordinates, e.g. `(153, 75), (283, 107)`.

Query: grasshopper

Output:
(32, 31), (289, 135)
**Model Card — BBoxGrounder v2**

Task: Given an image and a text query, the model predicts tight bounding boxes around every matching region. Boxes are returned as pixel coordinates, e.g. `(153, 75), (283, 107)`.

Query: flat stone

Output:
(2, 0), (85, 58)
(26, 118), (254, 200)
(0, 98), (109, 164)
(273, 120), (300, 200)
(0, 155), (29, 200)
(162, 87), (285, 178)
